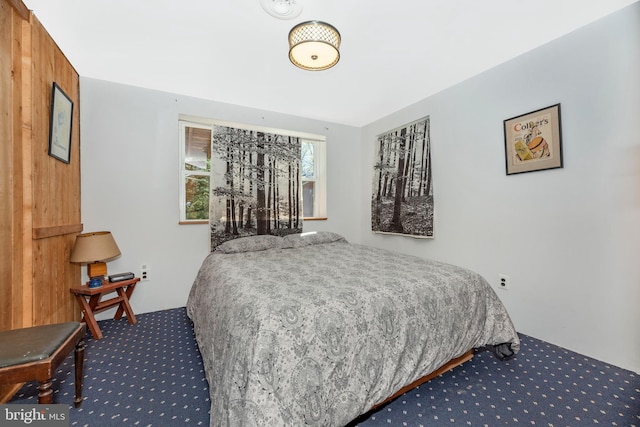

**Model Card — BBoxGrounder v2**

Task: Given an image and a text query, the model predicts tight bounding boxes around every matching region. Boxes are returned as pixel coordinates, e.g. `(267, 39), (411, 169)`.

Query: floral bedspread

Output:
(186, 236), (519, 427)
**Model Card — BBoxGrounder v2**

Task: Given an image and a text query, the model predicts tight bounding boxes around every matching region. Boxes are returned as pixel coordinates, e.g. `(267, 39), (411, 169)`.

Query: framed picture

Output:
(48, 82), (73, 163)
(503, 103), (562, 175)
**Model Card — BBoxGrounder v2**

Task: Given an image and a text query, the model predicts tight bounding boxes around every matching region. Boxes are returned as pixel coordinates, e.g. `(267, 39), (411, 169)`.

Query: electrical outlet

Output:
(141, 264), (150, 281)
(498, 274), (510, 290)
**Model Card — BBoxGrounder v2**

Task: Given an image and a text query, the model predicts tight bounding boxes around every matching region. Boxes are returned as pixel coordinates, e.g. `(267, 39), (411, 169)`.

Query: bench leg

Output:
(74, 339), (86, 407)
(37, 379), (53, 404)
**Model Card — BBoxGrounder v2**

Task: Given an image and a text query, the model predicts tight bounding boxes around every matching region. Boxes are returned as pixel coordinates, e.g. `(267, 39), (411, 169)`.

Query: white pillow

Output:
(215, 235), (284, 253)
(282, 231), (347, 248)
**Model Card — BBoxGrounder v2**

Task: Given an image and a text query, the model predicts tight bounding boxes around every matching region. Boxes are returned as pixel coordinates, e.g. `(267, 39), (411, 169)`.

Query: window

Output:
(179, 117), (326, 223)
(301, 139), (326, 219)
(179, 121), (212, 222)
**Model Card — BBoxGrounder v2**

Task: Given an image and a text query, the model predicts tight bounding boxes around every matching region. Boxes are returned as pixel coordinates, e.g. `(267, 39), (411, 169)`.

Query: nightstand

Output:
(70, 277), (141, 340)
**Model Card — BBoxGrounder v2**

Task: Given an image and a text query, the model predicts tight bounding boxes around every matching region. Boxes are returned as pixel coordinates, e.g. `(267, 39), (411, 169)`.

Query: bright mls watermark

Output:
(0, 405), (69, 427)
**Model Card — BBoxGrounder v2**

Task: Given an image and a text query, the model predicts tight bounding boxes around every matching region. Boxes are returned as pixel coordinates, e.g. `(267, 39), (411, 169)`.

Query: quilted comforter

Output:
(186, 233), (519, 427)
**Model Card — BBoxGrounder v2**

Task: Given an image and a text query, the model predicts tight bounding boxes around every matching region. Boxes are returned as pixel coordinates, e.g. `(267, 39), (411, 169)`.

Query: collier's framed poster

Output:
(504, 103), (562, 175)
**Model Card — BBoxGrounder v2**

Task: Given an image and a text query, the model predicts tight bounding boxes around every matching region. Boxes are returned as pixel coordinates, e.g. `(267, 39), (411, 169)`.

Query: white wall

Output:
(81, 4), (639, 373)
(79, 80), (362, 320)
(359, 4), (640, 373)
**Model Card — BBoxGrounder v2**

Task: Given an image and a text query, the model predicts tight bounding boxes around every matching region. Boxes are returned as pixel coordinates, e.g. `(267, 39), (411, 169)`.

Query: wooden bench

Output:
(0, 322), (86, 406)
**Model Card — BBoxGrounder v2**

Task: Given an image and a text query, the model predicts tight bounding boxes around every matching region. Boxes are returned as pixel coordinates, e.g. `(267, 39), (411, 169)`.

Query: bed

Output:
(186, 232), (519, 426)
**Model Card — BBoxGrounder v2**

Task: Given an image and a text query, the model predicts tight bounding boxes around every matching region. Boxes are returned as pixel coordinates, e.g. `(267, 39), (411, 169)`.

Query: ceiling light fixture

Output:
(260, 0), (303, 20)
(288, 21), (341, 71)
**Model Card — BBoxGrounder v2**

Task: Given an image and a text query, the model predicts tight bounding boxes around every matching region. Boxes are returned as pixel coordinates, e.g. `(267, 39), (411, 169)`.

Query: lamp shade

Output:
(288, 21), (341, 71)
(70, 231), (121, 263)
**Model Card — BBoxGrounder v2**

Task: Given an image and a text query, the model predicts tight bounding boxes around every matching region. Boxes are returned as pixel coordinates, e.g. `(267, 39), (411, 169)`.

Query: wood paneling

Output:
(33, 223), (83, 240)
(1, 0), (82, 401)
(29, 14), (81, 326)
(19, 15), (32, 328)
(5, 0), (27, 20)
(0, 0), (25, 402)
(1, 0), (15, 331)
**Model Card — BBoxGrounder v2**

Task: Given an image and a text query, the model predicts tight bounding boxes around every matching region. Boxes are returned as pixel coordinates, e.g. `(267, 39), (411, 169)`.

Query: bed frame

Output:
(370, 349), (474, 411)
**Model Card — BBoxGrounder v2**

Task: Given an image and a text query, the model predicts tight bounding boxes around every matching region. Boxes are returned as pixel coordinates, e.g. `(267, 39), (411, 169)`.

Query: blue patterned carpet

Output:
(9, 307), (640, 426)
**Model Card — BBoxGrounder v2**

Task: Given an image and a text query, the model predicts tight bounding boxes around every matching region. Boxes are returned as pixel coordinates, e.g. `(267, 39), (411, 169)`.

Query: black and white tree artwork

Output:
(209, 126), (303, 249)
(371, 116), (433, 238)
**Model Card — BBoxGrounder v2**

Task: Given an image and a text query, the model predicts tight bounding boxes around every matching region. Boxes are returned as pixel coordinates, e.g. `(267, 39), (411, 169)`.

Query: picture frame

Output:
(503, 103), (562, 175)
(48, 82), (73, 164)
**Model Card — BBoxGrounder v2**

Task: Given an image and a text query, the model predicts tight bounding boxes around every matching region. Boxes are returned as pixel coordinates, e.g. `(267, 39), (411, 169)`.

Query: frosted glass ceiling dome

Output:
(260, 0), (303, 19)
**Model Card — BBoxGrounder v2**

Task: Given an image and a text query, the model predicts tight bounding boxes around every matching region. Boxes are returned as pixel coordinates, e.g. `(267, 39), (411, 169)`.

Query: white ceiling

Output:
(22, 0), (638, 127)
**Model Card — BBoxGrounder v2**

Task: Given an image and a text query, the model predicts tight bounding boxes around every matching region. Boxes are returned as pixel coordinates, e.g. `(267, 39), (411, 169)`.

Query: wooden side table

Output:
(70, 277), (141, 340)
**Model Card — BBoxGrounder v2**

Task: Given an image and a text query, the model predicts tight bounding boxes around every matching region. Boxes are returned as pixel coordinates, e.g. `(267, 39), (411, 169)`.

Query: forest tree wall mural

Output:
(371, 116), (433, 238)
(210, 125), (303, 249)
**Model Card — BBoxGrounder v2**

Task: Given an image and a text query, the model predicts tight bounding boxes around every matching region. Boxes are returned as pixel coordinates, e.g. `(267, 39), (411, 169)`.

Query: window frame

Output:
(178, 116), (327, 223)
(300, 138), (327, 220)
(179, 120), (212, 224)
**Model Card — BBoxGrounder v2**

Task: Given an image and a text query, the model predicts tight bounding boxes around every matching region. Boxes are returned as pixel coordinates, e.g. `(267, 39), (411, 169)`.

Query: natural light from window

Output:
(179, 117), (326, 223)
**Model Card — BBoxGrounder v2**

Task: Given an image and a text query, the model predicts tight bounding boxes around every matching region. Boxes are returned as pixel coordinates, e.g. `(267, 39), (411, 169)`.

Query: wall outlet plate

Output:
(498, 274), (510, 290)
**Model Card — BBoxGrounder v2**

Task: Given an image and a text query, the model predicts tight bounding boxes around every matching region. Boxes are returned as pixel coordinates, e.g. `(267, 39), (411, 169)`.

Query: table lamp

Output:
(70, 231), (121, 288)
